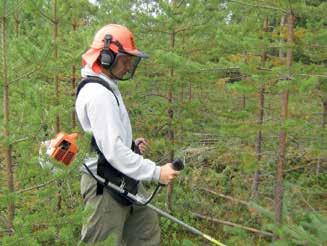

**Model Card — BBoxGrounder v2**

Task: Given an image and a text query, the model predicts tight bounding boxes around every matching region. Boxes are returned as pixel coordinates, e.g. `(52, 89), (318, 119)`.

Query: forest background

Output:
(0, 0), (326, 245)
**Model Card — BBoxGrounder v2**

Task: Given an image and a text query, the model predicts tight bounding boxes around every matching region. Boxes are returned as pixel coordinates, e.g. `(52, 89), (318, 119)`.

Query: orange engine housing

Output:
(50, 132), (78, 166)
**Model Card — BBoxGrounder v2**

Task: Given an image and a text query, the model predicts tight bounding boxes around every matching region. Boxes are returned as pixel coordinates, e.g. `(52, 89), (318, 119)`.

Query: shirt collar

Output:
(81, 65), (119, 91)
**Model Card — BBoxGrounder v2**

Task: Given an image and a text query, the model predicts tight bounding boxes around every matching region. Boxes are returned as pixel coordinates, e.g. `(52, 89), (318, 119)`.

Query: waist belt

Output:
(91, 136), (140, 206)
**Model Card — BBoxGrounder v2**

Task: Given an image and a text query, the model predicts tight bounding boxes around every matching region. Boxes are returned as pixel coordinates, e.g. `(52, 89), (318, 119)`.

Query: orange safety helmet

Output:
(82, 24), (148, 76)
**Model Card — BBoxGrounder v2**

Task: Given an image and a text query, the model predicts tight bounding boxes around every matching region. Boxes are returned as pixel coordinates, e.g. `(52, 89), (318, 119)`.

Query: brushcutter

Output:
(38, 132), (79, 173)
(39, 132), (226, 246)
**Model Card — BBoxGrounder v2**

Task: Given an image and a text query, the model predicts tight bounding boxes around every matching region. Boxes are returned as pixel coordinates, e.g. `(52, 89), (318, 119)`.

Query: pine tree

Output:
(1, 0), (14, 233)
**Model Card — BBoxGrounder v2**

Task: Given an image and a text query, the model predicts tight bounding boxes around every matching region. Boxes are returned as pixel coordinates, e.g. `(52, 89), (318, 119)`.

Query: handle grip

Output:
(159, 159), (184, 186)
(172, 159), (184, 171)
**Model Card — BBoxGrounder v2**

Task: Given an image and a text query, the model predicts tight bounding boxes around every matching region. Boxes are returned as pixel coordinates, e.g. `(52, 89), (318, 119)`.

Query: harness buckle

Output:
(120, 177), (126, 190)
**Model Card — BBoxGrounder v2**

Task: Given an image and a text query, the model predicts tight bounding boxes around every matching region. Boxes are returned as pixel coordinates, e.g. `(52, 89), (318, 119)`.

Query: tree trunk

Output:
(323, 99), (327, 128)
(241, 95), (246, 110)
(53, 0), (60, 133)
(14, 9), (19, 37)
(180, 34), (185, 104)
(52, 0), (62, 211)
(188, 81), (192, 101)
(260, 17), (269, 64)
(274, 11), (294, 231)
(72, 65), (77, 128)
(166, 30), (175, 212)
(275, 91), (288, 226)
(71, 21), (78, 129)
(316, 158), (321, 176)
(279, 15), (286, 59)
(2, 0), (15, 233)
(317, 99), (327, 175)
(241, 54), (249, 110)
(286, 13), (294, 68)
(252, 87), (265, 198)
(252, 17), (268, 199)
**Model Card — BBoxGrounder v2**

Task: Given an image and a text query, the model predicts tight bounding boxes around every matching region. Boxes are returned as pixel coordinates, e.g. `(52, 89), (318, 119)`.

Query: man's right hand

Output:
(159, 163), (180, 185)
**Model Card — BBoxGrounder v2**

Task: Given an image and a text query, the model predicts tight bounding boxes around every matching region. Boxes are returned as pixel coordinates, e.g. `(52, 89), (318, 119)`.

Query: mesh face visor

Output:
(109, 52), (142, 80)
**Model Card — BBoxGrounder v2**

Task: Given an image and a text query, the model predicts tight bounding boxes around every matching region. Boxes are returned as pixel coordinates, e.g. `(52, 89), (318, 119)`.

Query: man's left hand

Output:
(135, 138), (149, 155)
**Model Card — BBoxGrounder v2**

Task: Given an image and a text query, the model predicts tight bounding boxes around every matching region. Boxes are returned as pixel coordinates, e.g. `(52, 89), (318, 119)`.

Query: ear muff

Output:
(100, 34), (115, 69)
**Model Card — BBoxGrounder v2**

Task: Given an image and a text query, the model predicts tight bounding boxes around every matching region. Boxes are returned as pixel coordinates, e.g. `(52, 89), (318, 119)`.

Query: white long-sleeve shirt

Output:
(76, 65), (161, 181)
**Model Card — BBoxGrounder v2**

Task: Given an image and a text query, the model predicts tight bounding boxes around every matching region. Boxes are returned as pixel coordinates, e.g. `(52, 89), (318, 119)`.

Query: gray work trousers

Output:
(80, 174), (161, 245)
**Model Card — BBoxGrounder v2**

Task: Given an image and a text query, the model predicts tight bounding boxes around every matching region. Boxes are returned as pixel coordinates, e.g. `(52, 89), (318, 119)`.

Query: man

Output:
(75, 24), (180, 245)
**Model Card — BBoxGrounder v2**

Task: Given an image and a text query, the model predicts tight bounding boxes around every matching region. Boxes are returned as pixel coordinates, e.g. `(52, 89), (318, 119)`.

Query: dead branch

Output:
(191, 212), (273, 237)
(11, 137), (29, 145)
(143, 93), (169, 100)
(199, 187), (249, 207)
(257, 67), (327, 78)
(16, 179), (57, 194)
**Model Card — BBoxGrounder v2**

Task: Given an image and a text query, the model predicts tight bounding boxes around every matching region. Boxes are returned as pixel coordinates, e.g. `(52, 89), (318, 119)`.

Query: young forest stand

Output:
(45, 132), (226, 246)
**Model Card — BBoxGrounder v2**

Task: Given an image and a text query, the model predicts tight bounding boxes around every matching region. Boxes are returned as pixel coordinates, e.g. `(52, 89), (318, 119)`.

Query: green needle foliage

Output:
(0, 0), (326, 245)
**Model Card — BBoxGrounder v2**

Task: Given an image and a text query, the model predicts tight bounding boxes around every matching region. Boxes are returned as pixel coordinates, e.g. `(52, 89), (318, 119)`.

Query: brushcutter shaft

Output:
(147, 204), (226, 246)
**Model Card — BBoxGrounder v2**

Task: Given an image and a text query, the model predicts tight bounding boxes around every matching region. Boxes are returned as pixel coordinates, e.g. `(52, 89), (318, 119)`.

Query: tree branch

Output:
(38, 9), (54, 24)
(191, 212), (274, 237)
(10, 137), (29, 145)
(175, 20), (213, 34)
(139, 28), (170, 34)
(16, 179), (57, 194)
(176, 0), (185, 8)
(199, 187), (250, 207)
(228, 0), (287, 13)
(9, 67), (39, 84)
(257, 67), (327, 78)
(143, 93), (169, 100)
(296, 73), (327, 78)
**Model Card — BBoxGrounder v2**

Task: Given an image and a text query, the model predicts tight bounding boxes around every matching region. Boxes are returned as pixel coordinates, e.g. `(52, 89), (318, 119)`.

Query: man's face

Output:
(110, 53), (134, 78)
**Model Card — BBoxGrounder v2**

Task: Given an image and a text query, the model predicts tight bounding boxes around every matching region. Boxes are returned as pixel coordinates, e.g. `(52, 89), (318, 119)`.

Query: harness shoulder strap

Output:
(77, 76), (138, 205)
(76, 76), (120, 106)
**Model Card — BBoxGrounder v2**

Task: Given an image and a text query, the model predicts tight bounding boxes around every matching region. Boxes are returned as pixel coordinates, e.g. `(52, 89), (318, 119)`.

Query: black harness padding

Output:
(76, 76), (120, 106)
(77, 76), (139, 206)
(91, 137), (139, 206)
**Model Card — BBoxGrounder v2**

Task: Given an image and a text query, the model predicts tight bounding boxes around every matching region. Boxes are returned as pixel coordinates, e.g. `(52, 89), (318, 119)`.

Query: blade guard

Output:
(50, 132), (78, 165)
